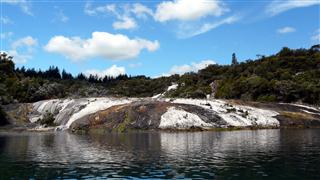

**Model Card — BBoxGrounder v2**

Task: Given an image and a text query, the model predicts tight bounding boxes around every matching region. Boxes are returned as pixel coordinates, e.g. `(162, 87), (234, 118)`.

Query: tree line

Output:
(1, 44), (319, 105)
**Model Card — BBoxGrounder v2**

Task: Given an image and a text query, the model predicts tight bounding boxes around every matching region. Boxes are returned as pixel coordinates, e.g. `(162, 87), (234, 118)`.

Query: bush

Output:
(39, 112), (55, 126)
(0, 106), (9, 126)
(257, 95), (277, 102)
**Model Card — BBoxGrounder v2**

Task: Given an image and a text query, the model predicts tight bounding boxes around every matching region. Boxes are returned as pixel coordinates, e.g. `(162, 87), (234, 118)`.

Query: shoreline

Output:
(1, 97), (320, 133)
(1, 124), (320, 134)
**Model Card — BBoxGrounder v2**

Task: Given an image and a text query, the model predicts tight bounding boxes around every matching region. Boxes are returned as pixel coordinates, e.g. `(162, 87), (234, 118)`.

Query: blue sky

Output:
(1, 0), (320, 78)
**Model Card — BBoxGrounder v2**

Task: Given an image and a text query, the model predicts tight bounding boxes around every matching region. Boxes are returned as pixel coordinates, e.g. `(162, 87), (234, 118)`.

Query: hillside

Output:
(0, 45), (319, 105)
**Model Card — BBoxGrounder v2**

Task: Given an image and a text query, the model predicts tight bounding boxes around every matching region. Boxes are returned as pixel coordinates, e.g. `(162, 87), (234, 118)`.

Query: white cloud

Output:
(53, 7), (69, 23)
(154, 0), (227, 22)
(266, 0), (320, 16)
(0, 16), (13, 24)
(3, 0), (33, 16)
(85, 2), (153, 19)
(85, 3), (138, 30)
(164, 60), (216, 76)
(11, 36), (37, 49)
(0, 32), (14, 39)
(83, 1), (233, 36)
(312, 34), (320, 42)
(113, 16), (137, 30)
(6, 36), (37, 64)
(131, 3), (153, 19)
(7, 50), (32, 64)
(178, 15), (239, 38)
(169, 64), (193, 75)
(44, 31), (159, 61)
(84, 2), (96, 16)
(84, 2), (116, 16)
(85, 65), (126, 78)
(277, 26), (296, 34)
(311, 29), (320, 42)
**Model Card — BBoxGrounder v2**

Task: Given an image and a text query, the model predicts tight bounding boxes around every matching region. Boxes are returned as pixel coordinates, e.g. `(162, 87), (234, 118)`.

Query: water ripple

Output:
(0, 129), (320, 179)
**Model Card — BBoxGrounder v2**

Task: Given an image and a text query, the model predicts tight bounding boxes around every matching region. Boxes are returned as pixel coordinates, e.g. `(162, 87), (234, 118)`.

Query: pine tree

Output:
(62, 69), (73, 80)
(232, 53), (238, 66)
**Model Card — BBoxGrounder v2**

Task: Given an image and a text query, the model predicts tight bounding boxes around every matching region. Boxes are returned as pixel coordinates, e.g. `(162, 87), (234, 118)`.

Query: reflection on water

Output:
(0, 129), (320, 179)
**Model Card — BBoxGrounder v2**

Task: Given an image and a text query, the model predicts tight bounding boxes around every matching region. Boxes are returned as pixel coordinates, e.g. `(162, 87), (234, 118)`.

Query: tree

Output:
(62, 69), (73, 80)
(76, 73), (87, 81)
(0, 52), (15, 76)
(44, 66), (61, 79)
(310, 44), (320, 52)
(278, 47), (292, 57)
(232, 53), (238, 66)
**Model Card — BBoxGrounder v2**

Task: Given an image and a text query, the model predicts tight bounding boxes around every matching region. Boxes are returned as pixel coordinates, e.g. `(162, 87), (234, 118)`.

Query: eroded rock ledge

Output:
(3, 98), (320, 132)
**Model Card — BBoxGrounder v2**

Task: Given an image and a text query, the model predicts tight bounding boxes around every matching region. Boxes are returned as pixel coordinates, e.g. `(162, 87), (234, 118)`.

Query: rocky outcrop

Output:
(28, 98), (133, 130)
(228, 101), (320, 128)
(69, 101), (227, 132)
(3, 97), (320, 132)
(209, 81), (219, 98)
(1, 103), (31, 126)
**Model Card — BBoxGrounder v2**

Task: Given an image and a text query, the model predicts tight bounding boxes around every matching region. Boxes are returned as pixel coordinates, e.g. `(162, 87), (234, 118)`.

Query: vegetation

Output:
(280, 111), (314, 121)
(39, 112), (56, 126)
(0, 45), (319, 105)
(212, 45), (320, 104)
(0, 106), (9, 126)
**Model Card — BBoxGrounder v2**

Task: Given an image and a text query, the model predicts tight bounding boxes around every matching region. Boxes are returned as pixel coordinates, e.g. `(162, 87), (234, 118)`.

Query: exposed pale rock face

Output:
(280, 103), (320, 112)
(29, 98), (280, 130)
(159, 107), (214, 129)
(152, 83), (178, 99)
(64, 98), (132, 128)
(167, 83), (178, 91)
(29, 98), (132, 129)
(173, 99), (280, 127)
(26, 97), (320, 132)
(209, 81), (218, 97)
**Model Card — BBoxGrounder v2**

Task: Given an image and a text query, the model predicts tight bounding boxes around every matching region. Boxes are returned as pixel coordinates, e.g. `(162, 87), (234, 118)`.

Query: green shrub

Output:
(39, 112), (55, 126)
(0, 106), (9, 126)
(257, 95), (277, 102)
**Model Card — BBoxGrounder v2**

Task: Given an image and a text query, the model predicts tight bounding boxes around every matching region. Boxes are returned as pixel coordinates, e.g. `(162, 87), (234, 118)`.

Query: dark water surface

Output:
(0, 129), (319, 179)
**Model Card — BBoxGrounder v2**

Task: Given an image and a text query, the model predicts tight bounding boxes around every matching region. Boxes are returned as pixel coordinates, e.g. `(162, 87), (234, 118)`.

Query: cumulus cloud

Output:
(85, 65), (126, 78)
(6, 36), (38, 64)
(113, 16), (137, 30)
(44, 31), (159, 61)
(277, 26), (296, 34)
(154, 0), (227, 22)
(11, 36), (37, 49)
(178, 15), (239, 38)
(3, 0), (33, 16)
(162, 60), (216, 76)
(266, 0), (320, 16)
(7, 50), (33, 64)
(84, 1), (233, 36)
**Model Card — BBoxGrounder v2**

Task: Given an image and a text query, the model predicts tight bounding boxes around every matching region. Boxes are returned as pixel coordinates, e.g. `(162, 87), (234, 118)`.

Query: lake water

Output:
(0, 129), (319, 179)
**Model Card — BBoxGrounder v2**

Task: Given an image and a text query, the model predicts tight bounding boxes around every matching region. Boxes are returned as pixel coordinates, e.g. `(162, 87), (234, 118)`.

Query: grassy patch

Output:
(280, 111), (314, 120)
(116, 111), (131, 132)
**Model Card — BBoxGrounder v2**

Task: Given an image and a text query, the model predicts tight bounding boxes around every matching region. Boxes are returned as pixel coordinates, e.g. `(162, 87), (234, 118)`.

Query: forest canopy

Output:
(0, 45), (319, 105)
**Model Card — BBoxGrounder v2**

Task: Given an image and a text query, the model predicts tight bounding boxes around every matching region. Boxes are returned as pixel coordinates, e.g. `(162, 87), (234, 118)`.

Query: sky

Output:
(1, 0), (320, 78)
